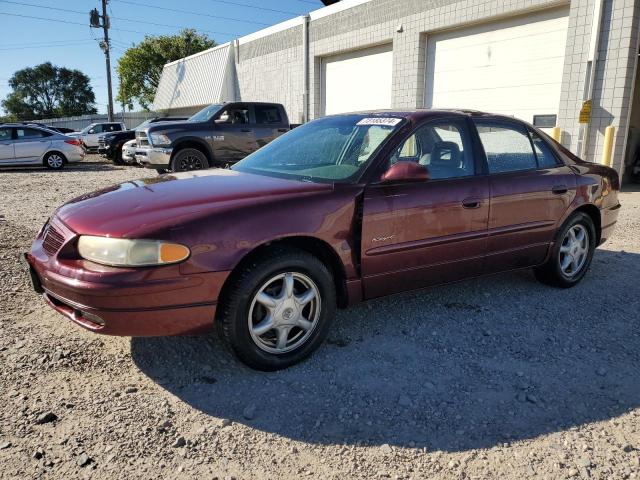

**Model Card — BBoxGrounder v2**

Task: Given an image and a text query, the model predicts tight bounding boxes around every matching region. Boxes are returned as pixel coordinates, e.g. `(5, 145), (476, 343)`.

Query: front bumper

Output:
(136, 147), (173, 169)
(25, 219), (229, 336)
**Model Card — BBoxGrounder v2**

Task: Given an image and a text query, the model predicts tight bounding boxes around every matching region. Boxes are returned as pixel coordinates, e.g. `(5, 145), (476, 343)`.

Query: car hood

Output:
(55, 169), (333, 238)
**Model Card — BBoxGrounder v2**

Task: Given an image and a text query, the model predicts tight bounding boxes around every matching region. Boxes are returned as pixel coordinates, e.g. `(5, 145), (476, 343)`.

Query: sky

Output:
(0, 0), (324, 115)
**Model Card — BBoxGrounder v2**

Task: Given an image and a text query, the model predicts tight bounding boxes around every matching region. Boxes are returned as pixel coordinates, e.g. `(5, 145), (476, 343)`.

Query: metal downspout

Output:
(303, 14), (310, 123)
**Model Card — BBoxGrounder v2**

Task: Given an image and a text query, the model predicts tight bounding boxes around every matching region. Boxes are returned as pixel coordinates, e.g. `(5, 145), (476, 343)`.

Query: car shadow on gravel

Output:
(0, 163), (127, 174)
(131, 248), (640, 452)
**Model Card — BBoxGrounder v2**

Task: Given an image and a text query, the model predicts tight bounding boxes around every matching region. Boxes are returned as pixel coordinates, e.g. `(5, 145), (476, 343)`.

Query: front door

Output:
(473, 118), (576, 273)
(361, 118), (490, 299)
(83, 124), (103, 147)
(211, 104), (256, 163)
(13, 127), (52, 164)
(0, 127), (14, 164)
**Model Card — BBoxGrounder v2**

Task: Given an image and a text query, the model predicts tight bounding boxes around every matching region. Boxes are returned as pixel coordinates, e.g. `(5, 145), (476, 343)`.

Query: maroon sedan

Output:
(26, 110), (621, 370)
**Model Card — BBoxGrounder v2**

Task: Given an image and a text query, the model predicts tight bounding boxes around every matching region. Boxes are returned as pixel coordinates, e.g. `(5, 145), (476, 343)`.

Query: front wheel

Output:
(534, 212), (596, 288)
(218, 249), (336, 371)
(170, 148), (209, 172)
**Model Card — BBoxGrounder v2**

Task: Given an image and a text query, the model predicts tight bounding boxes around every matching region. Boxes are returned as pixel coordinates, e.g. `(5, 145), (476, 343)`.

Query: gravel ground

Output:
(1, 156), (639, 479)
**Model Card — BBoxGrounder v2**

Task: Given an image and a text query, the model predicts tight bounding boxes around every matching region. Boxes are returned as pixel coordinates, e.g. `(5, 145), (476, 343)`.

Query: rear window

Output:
(475, 122), (537, 174)
(255, 105), (282, 125)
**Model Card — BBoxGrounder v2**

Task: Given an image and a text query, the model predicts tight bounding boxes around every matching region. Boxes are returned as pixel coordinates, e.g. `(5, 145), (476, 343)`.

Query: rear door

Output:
(253, 104), (288, 150)
(13, 127), (52, 164)
(0, 127), (14, 164)
(361, 117), (490, 299)
(474, 118), (576, 273)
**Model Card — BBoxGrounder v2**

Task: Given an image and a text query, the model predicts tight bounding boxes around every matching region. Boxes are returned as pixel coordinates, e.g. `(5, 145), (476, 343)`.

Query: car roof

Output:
(328, 108), (526, 124)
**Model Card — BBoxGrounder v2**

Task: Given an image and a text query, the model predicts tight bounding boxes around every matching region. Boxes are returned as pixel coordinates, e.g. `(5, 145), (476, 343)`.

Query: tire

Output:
(112, 144), (124, 165)
(43, 152), (65, 170)
(170, 148), (209, 172)
(218, 248), (337, 371)
(534, 212), (597, 288)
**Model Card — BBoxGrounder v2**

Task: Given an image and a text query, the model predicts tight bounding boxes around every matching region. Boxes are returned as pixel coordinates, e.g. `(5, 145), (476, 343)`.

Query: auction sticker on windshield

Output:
(356, 118), (402, 127)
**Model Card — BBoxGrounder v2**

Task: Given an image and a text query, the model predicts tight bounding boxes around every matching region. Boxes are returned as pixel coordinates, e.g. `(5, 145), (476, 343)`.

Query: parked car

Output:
(98, 117), (186, 164)
(69, 122), (126, 152)
(0, 124), (84, 169)
(25, 109), (620, 370)
(135, 102), (290, 172)
(121, 139), (137, 164)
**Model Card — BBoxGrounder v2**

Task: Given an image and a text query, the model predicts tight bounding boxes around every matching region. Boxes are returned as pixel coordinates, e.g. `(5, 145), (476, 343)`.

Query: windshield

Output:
(232, 115), (403, 183)
(134, 119), (153, 129)
(188, 104), (224, 123)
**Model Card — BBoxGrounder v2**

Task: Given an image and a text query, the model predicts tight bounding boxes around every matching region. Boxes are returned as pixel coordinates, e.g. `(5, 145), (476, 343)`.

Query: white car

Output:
(121, 139), (137, 164)
(0, 124), (85, 169)
(69, 122), (126, 151)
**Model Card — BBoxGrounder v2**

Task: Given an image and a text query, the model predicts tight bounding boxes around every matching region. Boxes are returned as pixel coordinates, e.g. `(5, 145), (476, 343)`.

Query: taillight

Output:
(64, 139), (82, 146)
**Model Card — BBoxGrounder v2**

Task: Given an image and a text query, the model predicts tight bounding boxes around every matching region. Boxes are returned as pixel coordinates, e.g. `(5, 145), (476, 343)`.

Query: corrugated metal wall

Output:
(32, 112), (158, 131)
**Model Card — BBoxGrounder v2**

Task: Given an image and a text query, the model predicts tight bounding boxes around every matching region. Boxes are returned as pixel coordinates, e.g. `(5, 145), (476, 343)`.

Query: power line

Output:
(111, 0), (271, 26)
(206, 0), (302, 15)
(0, 41), (95, 51)
(0, 1), (240, 37)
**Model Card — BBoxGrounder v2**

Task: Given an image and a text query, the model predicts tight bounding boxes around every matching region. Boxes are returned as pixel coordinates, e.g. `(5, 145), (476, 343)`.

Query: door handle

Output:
(241, 129), (252, 133)
(462, 198), (482, 209)
(552, 185), (568, 194)
(277, 128), (288, 132)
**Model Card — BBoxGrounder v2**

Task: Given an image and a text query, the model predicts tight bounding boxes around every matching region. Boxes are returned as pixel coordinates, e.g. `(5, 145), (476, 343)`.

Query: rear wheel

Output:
(218, 249), (336, 371)
(534, 212), (596, 288)
(43, 152), (65, 170)
(170, 148), (209, 172)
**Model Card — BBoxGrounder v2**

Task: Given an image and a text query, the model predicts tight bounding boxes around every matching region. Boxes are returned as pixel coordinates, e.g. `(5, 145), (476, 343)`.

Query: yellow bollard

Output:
(550, 126), (561, 142)
(601, 126), (615, 167)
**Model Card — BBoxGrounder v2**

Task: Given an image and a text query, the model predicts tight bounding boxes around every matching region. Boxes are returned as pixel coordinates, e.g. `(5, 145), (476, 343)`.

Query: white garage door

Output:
(425, 8), (569, 124)
(322, 43), (393, 115)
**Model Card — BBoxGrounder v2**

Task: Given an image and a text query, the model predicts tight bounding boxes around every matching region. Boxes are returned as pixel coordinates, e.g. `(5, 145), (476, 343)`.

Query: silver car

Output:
(0, 124), (85, 169)
(69, 122), (126, 151)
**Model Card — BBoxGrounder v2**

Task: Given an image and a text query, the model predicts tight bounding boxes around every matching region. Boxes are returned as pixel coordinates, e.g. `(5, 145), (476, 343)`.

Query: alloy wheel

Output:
(47, 154), (63, 169)
(178, 154), (203, 171)
(248, 272), (321, 354)
(559, 224), (589, 277)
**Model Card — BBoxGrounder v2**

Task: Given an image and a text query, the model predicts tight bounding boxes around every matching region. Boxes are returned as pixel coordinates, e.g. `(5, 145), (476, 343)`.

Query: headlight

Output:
(149, 132), (171, 146)
(77, 236), (190, 267)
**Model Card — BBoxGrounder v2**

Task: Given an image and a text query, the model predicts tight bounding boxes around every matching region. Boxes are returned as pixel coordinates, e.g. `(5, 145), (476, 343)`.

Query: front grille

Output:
(136, 131), (149, 148)
(42, 224), (65, 256)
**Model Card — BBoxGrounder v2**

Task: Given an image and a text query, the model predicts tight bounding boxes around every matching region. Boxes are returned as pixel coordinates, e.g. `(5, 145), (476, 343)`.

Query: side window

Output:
(391, 120), (474, 180)
(529, 130), (560, 169)
(90, 125), (103, 134)
(0, 128), (11, 141)
(254, 106), (282, 125)
(475, 122), (537, 174)
(219, 106), (249, 125)
(15, 128), (47, 139)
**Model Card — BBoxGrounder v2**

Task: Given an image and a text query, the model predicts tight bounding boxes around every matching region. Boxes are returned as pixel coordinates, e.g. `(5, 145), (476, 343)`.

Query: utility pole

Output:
(90, 2), (114, 121)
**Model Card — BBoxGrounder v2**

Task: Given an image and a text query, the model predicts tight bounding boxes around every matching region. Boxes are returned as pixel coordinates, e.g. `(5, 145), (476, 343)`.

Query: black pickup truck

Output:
(98, 117), (186, 164)
(134, 102), (290, 172)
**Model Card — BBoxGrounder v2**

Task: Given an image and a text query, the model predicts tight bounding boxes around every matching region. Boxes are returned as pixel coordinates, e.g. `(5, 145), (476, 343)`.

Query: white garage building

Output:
(153, 0), (640, 181)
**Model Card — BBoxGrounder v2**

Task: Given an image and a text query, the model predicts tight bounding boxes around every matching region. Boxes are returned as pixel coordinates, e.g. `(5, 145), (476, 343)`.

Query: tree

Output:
(116, 29), (216, 110)
(1, 62), (97, 119)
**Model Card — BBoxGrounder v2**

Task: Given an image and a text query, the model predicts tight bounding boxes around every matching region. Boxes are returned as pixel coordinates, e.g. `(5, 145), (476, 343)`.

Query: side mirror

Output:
(215, 113), (230, 124)
(381, 161), (429, 183)
(88, 129), (95, 134)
